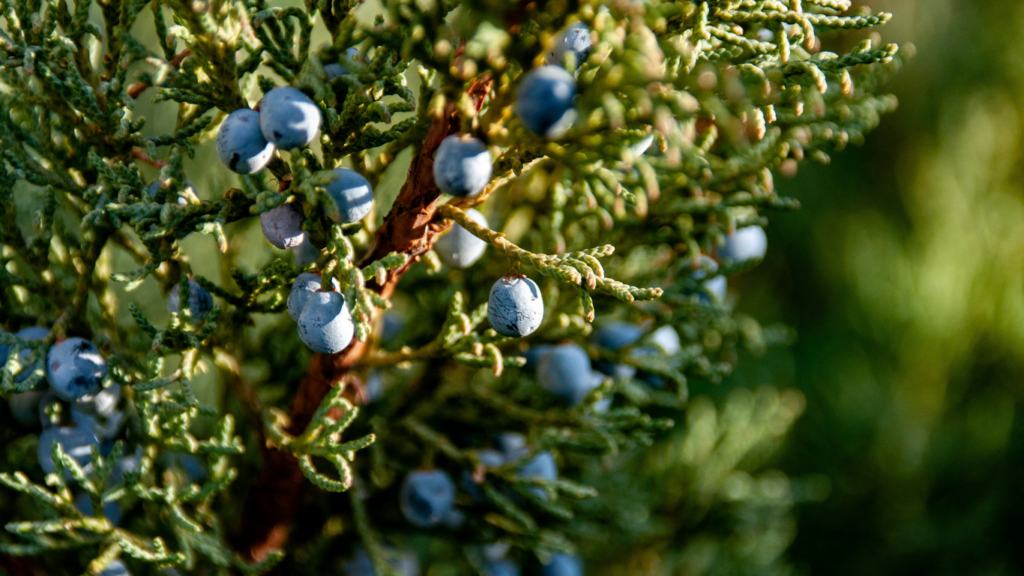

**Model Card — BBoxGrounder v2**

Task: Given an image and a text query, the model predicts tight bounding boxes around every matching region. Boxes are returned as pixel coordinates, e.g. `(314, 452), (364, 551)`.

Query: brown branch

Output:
(127, 49), (192, 99)
(232, 76), (494, 566)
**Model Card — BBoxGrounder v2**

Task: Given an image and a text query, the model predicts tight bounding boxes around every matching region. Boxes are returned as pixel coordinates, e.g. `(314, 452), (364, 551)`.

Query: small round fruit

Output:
(546, 21), (592, 70)
(287, 272), (340, 321)
(73, 383), (120, 418)
(400, 469), (456, 528)
(540, 553), (584, 576)
(690, 255), (726, 303)
(487, 276), (544, 338)
(719, 225), (768, 263)
(702, 275), (727, 303)
(434, 208), (488, 268)
(649, 325), (680, 355)
(1, 326), (49, 384)
(518, 451), (556, 480)
(259, 86), (322, 149)
(47, 338), (108, 402)
(461, 448), (505, 501)
(323, 168), (374, 224)
(297, 290), (355, 354)
(537, 343), (596, 405)
(97, 560), (130, 576)
(515, 66), (577, 139)
(9, 389), (47, 427)
(485, 560), (522, 576)
(591, 321), (643, 351)
(216, 109), (275, 174)
(260, 203), (306, 249)
(325, 47), (363, 80)
(344, 546), (420, 576)
(75, 492), (122, 526)
(292, 236), (320, 266)
(168, 279), (214, 320)
(71, 406), (124, 440)
(432, 135), (493, 198)
(37, 425), (98, 476)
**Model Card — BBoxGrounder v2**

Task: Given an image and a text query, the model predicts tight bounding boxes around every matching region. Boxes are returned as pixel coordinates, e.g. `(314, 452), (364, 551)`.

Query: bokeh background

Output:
(728, 0), (1024, 574)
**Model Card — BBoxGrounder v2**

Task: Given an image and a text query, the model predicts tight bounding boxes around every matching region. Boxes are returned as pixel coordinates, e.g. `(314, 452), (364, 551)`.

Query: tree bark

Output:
(234, 77), (492, 565)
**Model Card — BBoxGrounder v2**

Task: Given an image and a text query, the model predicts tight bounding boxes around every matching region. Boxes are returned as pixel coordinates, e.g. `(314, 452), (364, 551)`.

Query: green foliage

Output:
(0, 0), (902, 573)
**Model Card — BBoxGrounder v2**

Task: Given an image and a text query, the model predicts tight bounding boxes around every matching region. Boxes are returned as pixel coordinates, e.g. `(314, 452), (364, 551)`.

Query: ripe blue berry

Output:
(537, 343), (597, 405)
(37, 425), (98, 476)
(216, 109), (275, 174)
(485, 560), (522, 576)
(719, 225), (767, 263)
(9, 389), (47, 427)
(487, 276), (544, 338)
(515, 66), (577, 139)
(1, 326), (49, 384)
(461, 448), (505, 501)
(631, 133), (654, 157)
(649, 325), (680, 355)
(287, 272), (340, 321)
(344, 546), (420, 576)
(325, 47), (363, 80)
(433, 135), (493, 198)
(324, 168), (374, 224)
(292, 236), (320, 266)
(97, 560), (130, 576)
(73, 383), (120, 418)
(691, 256), (726, 303)
(260, 203), (306, 249)
(47, 338), (108, 402)
(297, 290), (355, 354)
(546, 22), (592, 70)
(541, 553), (584, 576)
(497, 432), (528, 458)
(592, 321), (644, 351)
(518, 451), (556, 481)
(74, 492), (122, 526)
(168, 279), (214, 320)
(521, 345), (552, 372)
(259, 87), (321, 149)
(400, 469), (456, 528)
(434, 208), (488, 268)
(70, 405), (124, 440)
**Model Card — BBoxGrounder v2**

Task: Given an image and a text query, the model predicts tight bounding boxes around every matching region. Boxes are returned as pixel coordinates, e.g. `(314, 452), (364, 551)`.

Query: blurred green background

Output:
(728, 0), (1024, 574)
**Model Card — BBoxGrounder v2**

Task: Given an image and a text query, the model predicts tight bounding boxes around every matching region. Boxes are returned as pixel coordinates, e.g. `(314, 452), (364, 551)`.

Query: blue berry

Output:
(70, 405), (124, 440)
(297, 290), (355, 354)
(37, 425), (98, 477)
(1, 326), (49, 384)
(649, 325), (680, 355)
(631, 133), (654, 157)
(260, 87), (321, 149)
(400, 469), (456, 528)
(344, 546), (420, 576)
(537, 343), (597, 405)
(521, 345), (552, 372)
(261, 203), (307, 249)
(47, 338), (108, 402)
(73, 383), (120, 418)
(461, 448), (505, 501)
(147, 179), (195, 205)
(325, 48), (363, 80)
(541, 553), (584, 576)
(518, 451), (556, 480)
(487, 276), (544, 338)
(287, 272), (340, 321)
(323, 168), (374, 224)
(432, 135), (493, 198)
(168, 279), (214, 320)
(719, 225), (767, 263)
(546, 22), (592, 70)
(216, 109), (275, 174)
(485, 560), (521, 576)
(434, 208), (488, 268)
(690, 256), (726, 303)
(292, 236), (321, 266)
(497, 432), (528, 459)
(74, 492), (122, 526)
(515, 66), (577, 139)
(97, 560), (130, 576)
(9, 389), (47, 427)
(591, 321), (643, 351)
